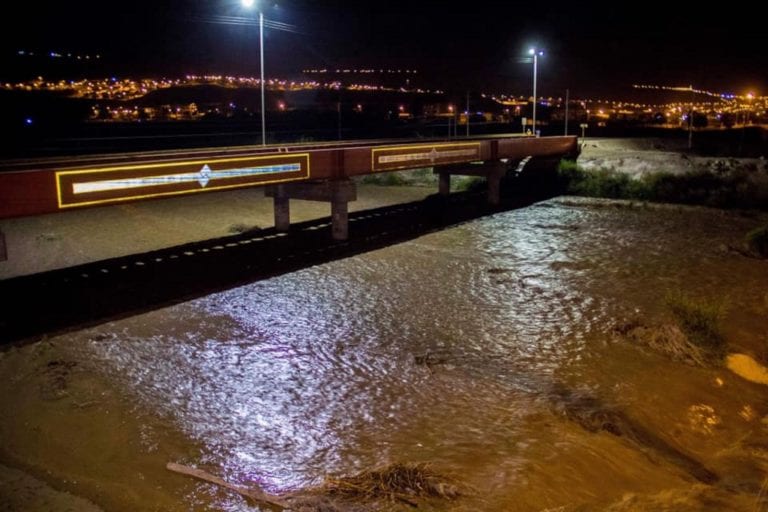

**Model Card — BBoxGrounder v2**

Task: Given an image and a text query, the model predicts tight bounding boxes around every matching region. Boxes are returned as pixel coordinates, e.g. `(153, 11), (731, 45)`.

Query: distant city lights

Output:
(17, 49), (101, 61)
(2, 72), (763, 127)
(302, 68), (418, 74)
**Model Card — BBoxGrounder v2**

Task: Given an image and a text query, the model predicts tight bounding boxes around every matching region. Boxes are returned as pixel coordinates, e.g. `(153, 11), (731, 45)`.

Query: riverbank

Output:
(570, 138), (768, 210)
(578, 137), (768, 177)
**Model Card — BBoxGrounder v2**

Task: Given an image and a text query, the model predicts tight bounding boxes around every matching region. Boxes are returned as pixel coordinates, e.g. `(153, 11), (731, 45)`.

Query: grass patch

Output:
(746, 225), (768, 258)
(453, 176), (485, 192)
(360, 167), (437, 187)
(227, 222), (259, 234)
(664, 290), (727, 359)
(360, 172), (409, 186)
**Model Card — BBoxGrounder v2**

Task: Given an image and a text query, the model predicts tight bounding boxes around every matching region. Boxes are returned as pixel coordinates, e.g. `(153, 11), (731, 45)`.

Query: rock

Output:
(725, 353), (768, 385)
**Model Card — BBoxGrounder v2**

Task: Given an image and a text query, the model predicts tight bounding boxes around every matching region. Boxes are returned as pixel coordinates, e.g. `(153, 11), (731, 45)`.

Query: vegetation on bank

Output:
(557, 159), (768, 210)
(664, 290), (728, 361)
(360, 167), (485, 191)
(746, 225), (768, 257)
(614, 291), (729, 366)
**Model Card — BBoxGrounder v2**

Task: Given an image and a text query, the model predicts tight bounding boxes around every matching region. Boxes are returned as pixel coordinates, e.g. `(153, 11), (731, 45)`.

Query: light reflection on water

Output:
(3, 197), (768, 510)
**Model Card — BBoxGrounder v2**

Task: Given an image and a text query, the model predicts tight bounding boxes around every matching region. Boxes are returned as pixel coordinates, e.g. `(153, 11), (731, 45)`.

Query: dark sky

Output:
(2, 1), (766, 99)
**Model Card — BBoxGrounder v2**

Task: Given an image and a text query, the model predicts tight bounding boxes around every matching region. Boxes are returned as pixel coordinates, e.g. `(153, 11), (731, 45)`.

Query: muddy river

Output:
(1, 197), (767, 511)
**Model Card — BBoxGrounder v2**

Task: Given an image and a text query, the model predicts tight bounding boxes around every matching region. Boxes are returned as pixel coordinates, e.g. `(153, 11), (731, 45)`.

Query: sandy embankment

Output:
(578, 137), (767, 177)
(0, 183), (435, 280)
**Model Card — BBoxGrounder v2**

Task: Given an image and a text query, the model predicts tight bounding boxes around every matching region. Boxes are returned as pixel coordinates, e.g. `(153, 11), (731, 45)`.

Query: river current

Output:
(1, 197), (767, 511)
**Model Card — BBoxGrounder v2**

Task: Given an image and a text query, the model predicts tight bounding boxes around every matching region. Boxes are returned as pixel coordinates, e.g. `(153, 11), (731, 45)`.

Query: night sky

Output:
(2, 1), (766, 99)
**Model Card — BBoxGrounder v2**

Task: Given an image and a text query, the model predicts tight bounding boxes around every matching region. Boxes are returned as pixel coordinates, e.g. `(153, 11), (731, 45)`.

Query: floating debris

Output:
(612, 321), (711, 366)
(413, 351), (449, 372)
(321, 462), (461, 505)
(166, 461), (463, 511)
(166, 462), (288, 509)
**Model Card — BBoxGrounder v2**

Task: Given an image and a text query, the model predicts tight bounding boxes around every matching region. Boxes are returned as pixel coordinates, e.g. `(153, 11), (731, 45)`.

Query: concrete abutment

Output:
(266, 179), (357, 240)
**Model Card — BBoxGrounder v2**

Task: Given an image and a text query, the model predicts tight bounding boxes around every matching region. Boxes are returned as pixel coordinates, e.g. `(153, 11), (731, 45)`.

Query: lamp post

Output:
(242, 0), (266, 146)
(528, 48), (543, 137)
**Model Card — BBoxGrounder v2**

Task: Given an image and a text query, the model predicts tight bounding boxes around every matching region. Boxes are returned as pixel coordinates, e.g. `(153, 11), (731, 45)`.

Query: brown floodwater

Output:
(1, 197), (767, 511)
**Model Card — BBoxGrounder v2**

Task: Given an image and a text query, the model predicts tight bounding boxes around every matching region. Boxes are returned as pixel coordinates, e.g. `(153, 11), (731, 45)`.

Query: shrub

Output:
(557, 161), (651, 199)
(664, 290), (727, 359)
(746, 225), (768, 258)
(453, 176), (485, 192)
(557, 158), (768, 210)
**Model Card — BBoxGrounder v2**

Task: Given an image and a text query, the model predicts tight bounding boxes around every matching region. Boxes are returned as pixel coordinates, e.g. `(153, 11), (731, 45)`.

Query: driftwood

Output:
(166, 462), (288, 509)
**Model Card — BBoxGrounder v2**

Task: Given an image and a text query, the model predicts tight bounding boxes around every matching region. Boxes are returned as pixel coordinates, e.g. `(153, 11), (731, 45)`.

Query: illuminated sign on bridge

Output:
(55, 153), (310, 209)
(371, 142), (481, 172)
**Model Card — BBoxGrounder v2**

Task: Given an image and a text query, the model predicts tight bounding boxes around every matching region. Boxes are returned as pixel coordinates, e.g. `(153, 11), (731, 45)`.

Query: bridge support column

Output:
(273, 192), (291, 232)
(265, 179), (357, 240)
(331, 199), (349, 240)
(0, 229), (6, 262)
(433, 162), (508, 206)
(438, 172), (451, 196)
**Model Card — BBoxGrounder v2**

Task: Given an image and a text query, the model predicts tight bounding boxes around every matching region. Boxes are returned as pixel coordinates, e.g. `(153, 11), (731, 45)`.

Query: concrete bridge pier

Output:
(434, 161), (509, 206)
(265, 179), (357, 240)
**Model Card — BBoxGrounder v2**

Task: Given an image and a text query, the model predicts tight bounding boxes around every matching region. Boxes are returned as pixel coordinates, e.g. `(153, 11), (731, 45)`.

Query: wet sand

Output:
(0, 464), (102, 511)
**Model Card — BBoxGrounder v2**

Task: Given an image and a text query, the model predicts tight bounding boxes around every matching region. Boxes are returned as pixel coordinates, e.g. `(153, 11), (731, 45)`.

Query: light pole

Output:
(242, 0), (266, 146)
(528, 48), (543, 137)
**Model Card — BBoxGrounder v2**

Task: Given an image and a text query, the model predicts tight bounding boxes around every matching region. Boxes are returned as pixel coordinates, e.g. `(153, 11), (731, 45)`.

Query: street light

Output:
(242, 0), (266, 146)
(528, 47), (543, 137)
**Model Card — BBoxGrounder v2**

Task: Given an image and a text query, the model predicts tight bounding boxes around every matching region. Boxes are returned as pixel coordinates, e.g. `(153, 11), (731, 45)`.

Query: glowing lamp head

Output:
(242, 0), (255, 8)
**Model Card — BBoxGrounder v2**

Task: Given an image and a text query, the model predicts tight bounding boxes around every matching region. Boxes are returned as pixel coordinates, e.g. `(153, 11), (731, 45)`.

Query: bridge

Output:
(0, 135), (577, 253)
(0, 134), (577, 342)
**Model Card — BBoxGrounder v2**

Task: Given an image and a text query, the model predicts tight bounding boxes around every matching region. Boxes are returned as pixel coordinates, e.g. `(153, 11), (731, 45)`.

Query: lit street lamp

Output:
(242, 0), (266, 146)
(528, 47), (543, 136)
(745, 92), (754, 125)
